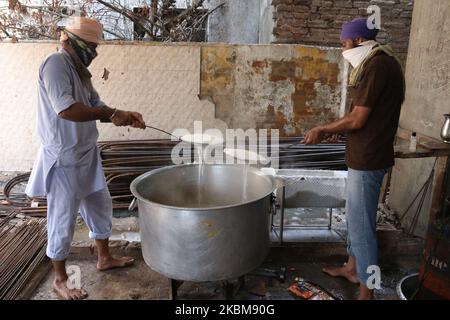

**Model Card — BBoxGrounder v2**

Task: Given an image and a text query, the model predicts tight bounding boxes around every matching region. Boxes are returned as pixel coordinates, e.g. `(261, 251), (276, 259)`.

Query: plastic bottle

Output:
(409, 132), (417, 152)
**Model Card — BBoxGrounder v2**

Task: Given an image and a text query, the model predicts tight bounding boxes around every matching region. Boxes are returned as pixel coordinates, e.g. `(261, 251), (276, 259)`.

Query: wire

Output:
(400, 158), (438, 236)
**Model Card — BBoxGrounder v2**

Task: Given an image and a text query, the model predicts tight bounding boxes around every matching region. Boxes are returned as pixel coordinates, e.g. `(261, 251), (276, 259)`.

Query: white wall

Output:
(389, 0), (450, 237)
(0, 42), (226, 171)
(258, 0), (275, 44)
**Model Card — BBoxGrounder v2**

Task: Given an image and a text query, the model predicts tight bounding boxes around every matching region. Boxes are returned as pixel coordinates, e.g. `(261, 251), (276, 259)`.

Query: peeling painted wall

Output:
(0, 42), (346, 171)
(200, 45), (346, 136)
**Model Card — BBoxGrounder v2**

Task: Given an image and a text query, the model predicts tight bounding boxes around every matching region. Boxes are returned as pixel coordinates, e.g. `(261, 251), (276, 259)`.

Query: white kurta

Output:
(25, 48), (107, 199)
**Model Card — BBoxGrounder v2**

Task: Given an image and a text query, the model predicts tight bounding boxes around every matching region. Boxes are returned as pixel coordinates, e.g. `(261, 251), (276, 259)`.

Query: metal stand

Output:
(271, 186), (335, 244)
(279, 186), (285, 245)
(328, 207), (333, 230)
(169, 276), (245, 300)
(221, 276), (245, 300)
(168, 279), (184, 300)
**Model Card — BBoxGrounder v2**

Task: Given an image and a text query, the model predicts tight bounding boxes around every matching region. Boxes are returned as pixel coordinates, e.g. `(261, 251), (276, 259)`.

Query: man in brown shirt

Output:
(303, 17), (405, 300)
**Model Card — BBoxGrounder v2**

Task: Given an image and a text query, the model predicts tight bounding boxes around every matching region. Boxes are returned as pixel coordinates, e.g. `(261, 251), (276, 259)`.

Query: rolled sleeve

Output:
(41, 54), (76, 114)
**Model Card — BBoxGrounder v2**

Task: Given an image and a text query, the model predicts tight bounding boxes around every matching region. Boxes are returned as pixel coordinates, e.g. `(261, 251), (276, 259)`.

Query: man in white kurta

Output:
(26, 17), (146, 300)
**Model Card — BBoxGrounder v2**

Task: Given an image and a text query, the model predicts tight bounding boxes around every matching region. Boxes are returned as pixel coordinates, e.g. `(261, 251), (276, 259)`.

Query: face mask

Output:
(66, 31), (98, 67)
(342, 40), (378, 68)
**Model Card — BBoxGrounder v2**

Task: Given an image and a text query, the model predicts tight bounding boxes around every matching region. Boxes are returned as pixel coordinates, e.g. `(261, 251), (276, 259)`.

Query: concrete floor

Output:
(30, 247), (420, 300)
(32, 257), (169, 300)
(27, 203), (421, 300)
(1, 172), (421, 300)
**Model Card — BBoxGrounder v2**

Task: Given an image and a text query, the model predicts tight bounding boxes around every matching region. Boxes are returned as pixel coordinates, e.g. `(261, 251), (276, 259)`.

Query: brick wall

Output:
(272, 0), (414, 65)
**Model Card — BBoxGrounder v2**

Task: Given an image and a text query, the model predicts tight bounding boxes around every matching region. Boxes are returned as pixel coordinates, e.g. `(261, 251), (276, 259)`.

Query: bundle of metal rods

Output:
(277, 137), (347, 170)
(2, 173), (47, 216)
(99, 139), (179, 207)
(2, 137), (346, 213)
(99, 137), (346, 207)
(0, 212), (47, 300)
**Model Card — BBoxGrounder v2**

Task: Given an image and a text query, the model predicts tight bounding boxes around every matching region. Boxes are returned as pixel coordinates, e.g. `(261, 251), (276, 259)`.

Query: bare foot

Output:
(97, 256), (135, 271)
(358, 285), (374, 300)
(53, 279), (88, 300)
(322, 264), (359, 285)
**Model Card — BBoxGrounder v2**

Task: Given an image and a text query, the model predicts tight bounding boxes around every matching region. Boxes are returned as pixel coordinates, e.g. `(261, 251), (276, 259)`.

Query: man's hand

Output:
(325, 133), (344, 143)
(299, 106), (371, 145)
(302, 127), (324, 145)
(112, 110), (146, 129)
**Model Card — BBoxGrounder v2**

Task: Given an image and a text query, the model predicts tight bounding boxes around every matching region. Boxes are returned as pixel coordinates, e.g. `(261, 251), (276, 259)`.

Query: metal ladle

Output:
(146, 126), (226, 147)
(145, 125), (181, 141)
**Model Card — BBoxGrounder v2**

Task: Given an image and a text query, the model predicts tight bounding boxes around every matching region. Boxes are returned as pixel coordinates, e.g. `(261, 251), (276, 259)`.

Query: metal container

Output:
(440, 114), (450, 144)
(397, 272), (447, 300)
(130, 164), (277, 282)
(274, 169), (347, 208)
(397, 273), (419, 300)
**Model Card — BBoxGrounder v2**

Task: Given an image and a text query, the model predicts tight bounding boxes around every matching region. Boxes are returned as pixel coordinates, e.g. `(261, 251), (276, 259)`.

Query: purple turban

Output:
(340, 18), (379, 41)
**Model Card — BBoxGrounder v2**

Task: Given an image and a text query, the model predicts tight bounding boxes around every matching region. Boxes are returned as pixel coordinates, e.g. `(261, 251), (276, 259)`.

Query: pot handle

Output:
(128, 197), (138, 211)
(270, 194), (277, 216)
(259, 168), (286, 189)
(273, 176), (286, 189)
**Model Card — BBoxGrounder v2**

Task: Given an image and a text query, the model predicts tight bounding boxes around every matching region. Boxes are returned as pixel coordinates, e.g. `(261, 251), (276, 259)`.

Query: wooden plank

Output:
(428, 156), (449, 223)
(420, 140), (450, 151)
(394, 145), (433, 158)
(396, 127), (450, 156)
(396, 127), (442, 145)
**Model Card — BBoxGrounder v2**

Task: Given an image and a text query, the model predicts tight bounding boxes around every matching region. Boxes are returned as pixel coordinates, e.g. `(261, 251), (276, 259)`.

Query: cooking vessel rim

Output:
(130, 163), (276, 211)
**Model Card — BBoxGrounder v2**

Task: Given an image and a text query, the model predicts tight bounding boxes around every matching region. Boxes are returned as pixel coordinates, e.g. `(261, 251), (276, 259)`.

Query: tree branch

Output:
(96, 0), (164, 38)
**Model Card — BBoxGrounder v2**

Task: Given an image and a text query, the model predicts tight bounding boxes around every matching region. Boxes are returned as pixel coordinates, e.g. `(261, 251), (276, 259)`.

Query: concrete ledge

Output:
(69, 230), (423, 264)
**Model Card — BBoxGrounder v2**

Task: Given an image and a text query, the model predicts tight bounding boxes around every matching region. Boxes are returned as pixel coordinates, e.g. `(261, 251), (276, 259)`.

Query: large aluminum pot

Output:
(130, 164), (277, 282)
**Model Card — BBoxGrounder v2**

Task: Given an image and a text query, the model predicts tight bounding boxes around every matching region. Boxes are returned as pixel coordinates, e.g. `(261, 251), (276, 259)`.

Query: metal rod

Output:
(2, 138), (347, 215)
(328, 208), (333, 230)
(279, 186), (285, 245)
(0, 217), (47, 300)
(145, 126), (181, 141)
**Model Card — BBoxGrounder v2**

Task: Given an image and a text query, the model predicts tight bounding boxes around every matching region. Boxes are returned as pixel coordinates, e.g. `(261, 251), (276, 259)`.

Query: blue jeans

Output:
(346, 167), (389, 284)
